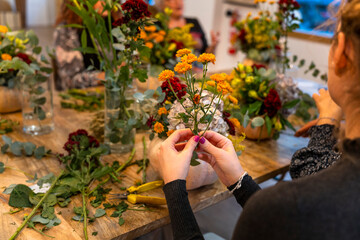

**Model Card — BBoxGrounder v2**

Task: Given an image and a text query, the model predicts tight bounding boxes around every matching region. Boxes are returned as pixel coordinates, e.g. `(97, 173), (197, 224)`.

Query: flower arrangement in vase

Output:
(230, 0), (281, 65)
(147, 48), (245, 190)
(70, 0), (152, 153)
(0, 26), (54, 135)
(229, 63), (298, 140)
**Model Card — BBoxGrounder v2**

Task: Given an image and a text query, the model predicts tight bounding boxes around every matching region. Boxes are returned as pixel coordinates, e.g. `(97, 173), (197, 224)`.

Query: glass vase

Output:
(104, 85), (137, 153)
(21, 74), (54, 135)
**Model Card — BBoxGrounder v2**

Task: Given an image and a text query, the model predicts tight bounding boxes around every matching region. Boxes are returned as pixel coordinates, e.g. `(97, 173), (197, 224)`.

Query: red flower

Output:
(225, 118), (236, 136)
(228, 47), (236, 55)
(16, 53), (32, 65)
(146, 116), (155, 128)
(223, 112), (231, 118)
(161, 77), (187, 103)
(252, 63), (267, 70)
(88, 136), (100, 148)
(113, 0), (151, 26)
(263, 89), (282, 118)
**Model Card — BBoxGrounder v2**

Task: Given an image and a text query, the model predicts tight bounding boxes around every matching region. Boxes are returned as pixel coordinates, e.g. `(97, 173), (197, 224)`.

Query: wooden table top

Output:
(0, 96), (309, 240)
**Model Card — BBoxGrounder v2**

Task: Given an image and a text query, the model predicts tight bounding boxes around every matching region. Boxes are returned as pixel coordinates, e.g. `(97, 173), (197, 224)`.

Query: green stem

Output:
(200, 93), (222, 137)
(88, 148), (136, 196)
(29, 226), (55, 239)
(142, 137), (147, 184)
(199, 63), (208, 97)
(5, 167), (34, 179)
(166, 79), (194, 118)
(82, 190), (88, 240)
(9, 170), (65, 240)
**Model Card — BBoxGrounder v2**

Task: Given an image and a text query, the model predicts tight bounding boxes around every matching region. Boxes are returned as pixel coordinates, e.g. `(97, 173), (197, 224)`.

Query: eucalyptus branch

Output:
(9, 170), (65, 240)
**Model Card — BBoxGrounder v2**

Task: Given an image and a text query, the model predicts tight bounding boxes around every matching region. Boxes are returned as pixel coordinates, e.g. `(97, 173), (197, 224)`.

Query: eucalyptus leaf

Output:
(0, 161), (4, 173)
(94, 208), (106, 218)
(31, 214), (50, 225)
(34, 146), (46, 159)
(3, 184), (17, 194)
(251, 117), (265, 128)
(10, 142), (23, 156)
(23, 142), (36, 156)
(2, 135), (12, 145)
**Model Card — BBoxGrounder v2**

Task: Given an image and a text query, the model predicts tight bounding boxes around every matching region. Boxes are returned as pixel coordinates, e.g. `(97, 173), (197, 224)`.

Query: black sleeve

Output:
(163, 180), (204, 240)
(232, 182), (300, 240)
(227, 174), (261, 207)
(290, 124), (341, 179)
(186, 18), (208, 54)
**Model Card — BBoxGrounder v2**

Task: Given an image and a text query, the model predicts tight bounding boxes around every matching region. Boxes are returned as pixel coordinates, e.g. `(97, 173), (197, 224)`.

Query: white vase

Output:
(148, 137), (218, 190)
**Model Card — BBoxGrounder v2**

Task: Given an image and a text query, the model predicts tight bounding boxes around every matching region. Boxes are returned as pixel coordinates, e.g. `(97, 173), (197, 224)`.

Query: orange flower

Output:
(210, 73), (228, 83)
(154, 122), (165, 133)
(181, 53), (197, 64)
(0, 25), (8, 34)
(193, 94), (200, 104)
(155, 35), (164, 43)
(198, 53), (216, 64)
(167, 129), (175, 137)
(217, 82), (233, 95)
(176, 48), (192, 58)
(1, 53), (12, 61)
(206, 81), (216, 87)
(145, 42), (154, 49)
(174, 62), (192, 74)
(158, 30), (166, 36)
(158, 107), (168, 116)
(159, 70), (175, 81)
(228, 95), (238, 105)
(230, 118), (241, 132)
(139, 30), (147, 39)
(144, 25), (157, 32)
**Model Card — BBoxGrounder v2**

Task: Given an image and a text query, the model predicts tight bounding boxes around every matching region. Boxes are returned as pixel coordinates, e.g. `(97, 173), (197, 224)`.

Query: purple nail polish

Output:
(199, 137), (205, 144)
(194, 135), (200, 142)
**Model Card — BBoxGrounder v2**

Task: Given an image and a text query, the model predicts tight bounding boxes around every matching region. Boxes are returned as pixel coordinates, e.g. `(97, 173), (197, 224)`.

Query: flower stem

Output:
(82, 190), (88, 240)
(5, 167), (34, 179)
(142, 136), (147, 184)
(9, 170), (64, 240)
(166, 79), (194, 118)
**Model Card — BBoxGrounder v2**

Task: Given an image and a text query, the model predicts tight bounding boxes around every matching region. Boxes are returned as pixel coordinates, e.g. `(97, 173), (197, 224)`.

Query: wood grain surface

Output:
(0, 96), (309, 240)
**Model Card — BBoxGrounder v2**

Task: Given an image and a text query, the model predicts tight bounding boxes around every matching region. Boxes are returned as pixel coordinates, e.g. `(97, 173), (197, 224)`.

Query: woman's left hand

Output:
(157, 129), (198, 184)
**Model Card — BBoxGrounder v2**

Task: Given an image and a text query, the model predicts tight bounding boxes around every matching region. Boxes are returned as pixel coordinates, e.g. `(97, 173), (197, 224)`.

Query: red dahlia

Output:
(113, 0), (151, 26)
(16, 53), (32, 65)
(161, 77), (187, 103)
(263, 89), (282, 118)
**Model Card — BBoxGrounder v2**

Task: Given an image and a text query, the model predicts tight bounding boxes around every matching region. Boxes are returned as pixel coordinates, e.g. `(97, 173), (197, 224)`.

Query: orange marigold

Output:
(158, 107), (168, 116)
(174, 62), (192, 74)
(181, 53), (197, 64)
(210, 73), (228, 83)
(230, 118), (241, 132)
(144, 25), (157, 32)
(154, 122), (165, 133)
(193, 94), (200, 104)
(167, 129), (175, 137)
(198, 53), (216, 64)
(145, 42), (154, 49)
(1, 53), (12, 61)
(206, 81), (216, 87)
(217, 82), (233, 95)
(0, 25), (8, 34)
(159, 70), (175, 81)
(176, 48), (192, 58)
(228, 95), (238, 105)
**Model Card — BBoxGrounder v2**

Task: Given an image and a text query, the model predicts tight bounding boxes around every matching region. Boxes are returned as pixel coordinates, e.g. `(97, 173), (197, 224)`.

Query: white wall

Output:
(183, 1), (331, 84)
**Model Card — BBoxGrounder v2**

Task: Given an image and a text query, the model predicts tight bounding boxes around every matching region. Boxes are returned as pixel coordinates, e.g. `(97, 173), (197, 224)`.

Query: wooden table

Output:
(0, 97), (309, 240)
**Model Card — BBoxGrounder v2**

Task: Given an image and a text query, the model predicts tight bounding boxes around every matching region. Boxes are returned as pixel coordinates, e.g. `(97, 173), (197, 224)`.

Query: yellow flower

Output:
(210, 73), (228, 83)
(181, 53), (197, 64)
(228, 133), (246, 152)
(274, 119), (282, 131)
(240, 73), (247, 79)
(145, 42), (154, 49)
(245, 66), (253, 73)
(176, 48), (192, 58)
(158, 107), (168, 116)
(0, 25), (8, 33)
(228, 95), (238, 105)
(144, 25), (157, 32)
(207, 81), (216, 87)
(164, 7), (173, 16)
(154, 122), (165, 133)
(237, 63), (245, 72)
(174, 62), (192, 74)
(198, 53), (216, 64)
(168, 43), (177, 52)
(246, 12), (252, 18)
(1, 53), (12, 61)
(159, 70), (175, 81)
(245, 76), (254, 84)
(167, 129), (175, 137)
(248, 90), (259, 99)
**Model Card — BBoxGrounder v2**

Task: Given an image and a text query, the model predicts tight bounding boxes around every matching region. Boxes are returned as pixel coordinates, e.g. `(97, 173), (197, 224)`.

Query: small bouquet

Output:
(140, 8), (195, 69)
(0, 25), (50, 88)
(230, 2), (280, 63)
(229, 63), (297, 139)
(147, 49), (245, 162)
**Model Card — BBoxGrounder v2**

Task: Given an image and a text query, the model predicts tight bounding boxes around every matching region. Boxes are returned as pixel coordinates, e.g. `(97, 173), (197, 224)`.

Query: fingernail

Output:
(200, 137), (205, 144)
(194, 135), (200, 142)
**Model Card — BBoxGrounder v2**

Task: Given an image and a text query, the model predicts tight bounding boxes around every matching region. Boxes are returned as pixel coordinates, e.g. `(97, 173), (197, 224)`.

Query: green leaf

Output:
(33, 46), (42, 55)
(72, 215), (84, 222)
(251, 117), (265, 128)
(3, 184), (17, 194)
(33, 97), (46, 105)
(265, 116), (272, 136)
(34, 146), (46, 159)
(92, 232), (98, 236)
(1, 143), (9, 154)
(23, 142), (36, 156)
(26, 173), (38, 183)
(58, 198), (71, 208)
(10, 142), (23, 156)
(31, 214), (50, 225)
(46, 217), (61, 228)
(41, 205), (55, 219)
(94, 208), (106, 218)
(248, 101), (263, 115)
(9, 184), (34, 208)
(298, 59), (305, 68)
(3, 135), (12, 145)
(0, 161), (4, 173)
(283, 99), (300, 109)
(118, 217), (125, 226)
(81, 29), (87, 48)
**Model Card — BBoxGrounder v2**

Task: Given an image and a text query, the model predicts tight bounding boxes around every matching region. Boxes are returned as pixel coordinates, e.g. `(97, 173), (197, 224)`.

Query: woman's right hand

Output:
(313, 89), (342, 121)
(197, 131), (245, 187)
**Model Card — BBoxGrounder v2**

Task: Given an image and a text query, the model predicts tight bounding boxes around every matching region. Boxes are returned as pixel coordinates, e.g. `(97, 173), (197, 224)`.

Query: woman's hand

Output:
(313, 89), (343, 121)
(157, 129), (198, 184)
(197, 131), (245, 187)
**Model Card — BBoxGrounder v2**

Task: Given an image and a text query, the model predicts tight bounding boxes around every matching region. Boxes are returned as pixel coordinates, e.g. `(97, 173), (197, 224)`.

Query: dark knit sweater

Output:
(163, 138), (360, 240)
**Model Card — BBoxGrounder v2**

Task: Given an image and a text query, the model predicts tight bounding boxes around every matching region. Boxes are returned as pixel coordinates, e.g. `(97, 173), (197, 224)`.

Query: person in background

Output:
(290, 90), (343, 178)
(156, 0), (219, 54)
(54, 1), (118, 90)
(158, 0), (360, 239)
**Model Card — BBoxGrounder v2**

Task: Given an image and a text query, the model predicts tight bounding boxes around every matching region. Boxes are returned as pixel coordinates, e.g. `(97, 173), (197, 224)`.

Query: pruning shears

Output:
(110, 180), (166, 205)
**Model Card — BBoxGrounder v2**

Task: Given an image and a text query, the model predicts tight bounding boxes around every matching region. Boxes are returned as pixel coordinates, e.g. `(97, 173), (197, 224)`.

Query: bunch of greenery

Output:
(69, 0), (152, 146)
(0, 118), (19, 134)
(59, 88), (104, 112)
